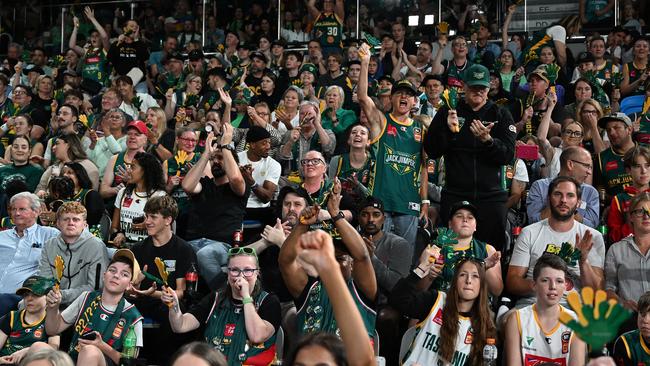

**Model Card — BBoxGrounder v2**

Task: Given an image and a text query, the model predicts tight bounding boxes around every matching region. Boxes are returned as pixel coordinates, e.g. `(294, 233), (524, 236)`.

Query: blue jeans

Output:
(189, 238), (231, 289)
(0, 294), (21, 317)
(382, 212), (418, 246)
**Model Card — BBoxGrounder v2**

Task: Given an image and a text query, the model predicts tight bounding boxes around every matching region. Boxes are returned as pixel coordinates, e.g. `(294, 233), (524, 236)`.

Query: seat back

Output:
(399, 326), (418, 361)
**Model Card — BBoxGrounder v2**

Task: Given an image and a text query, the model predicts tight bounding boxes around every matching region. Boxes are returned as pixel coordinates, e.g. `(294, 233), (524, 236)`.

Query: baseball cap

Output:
(165, 51), (184, 63)
(250, 51), (268, 63)
(598, 112), (633, 129)
(247, 126), (271, 143)
(16, 276), (57, 297)
(576, 51), (595, 64)
(449, 200), (479, 218)
(527, 66), (549, 83)
(462, 64), (490, 88)
(207, 67), (228, 81)
(112, 249), (141, 284)
(63, 69), (79, 77)
(127, 120), (149, 135)
(391, 79), (418, 96)
(23, 64), (44, 76)
(359, 196), (385, 213)
(188, 49), (204, 61)
(299, 63), (319, 78)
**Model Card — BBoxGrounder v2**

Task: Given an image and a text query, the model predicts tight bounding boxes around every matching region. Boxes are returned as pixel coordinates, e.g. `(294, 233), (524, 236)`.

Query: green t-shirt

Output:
(0, 163), (44, 193)
(0, 310), (48, 356)
(313, 12), (343, 49)
(596, 146), (633, 196)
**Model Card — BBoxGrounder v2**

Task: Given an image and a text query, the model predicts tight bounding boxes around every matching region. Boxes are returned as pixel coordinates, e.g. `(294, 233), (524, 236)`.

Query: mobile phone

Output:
(516, 144), (539, 161)
(81, 331), (97, 340)
(132, 216), (145, 225)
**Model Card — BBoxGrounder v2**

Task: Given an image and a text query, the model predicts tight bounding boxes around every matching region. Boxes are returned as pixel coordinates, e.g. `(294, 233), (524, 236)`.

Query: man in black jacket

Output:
(425, 64), (516, 250)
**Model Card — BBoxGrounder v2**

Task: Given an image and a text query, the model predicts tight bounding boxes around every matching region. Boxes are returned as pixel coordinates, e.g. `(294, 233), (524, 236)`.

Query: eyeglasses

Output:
(581, 109), (598, 115)
(570, 159), (593, 170)
(300, 158), (324, 166)
(227, 267), (259, 277)
(563, 130), (583, 137)
(13, 90), (26, 96)
(228, 246), (258, 259)
(179, 137), (198, 143)
(630, 209), (650, 218)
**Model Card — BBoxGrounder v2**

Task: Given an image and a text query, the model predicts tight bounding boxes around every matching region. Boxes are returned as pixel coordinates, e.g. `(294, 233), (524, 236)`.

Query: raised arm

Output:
(334, 0), (345, 22)
(45, 289), (70, 336)
(502, 5), (516, 51)
(182, 133), (215, 195)
(69, 17), (85, 55)
(297, 230), (376, 366)
(162, 289), (201, 333)
(306, 0), (321, 21)
(358, 43), (385, 139)
(537, 93), (557, 164)
(84, 6), (110, 51)
(431, 36), (446, 75)
(219, 123), (246, 196)
(278, 208), (315, 298)
(327, 179), (376, 300)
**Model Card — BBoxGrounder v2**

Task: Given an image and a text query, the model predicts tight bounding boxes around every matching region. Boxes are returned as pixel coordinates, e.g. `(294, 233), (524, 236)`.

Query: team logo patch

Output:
(605, 160), (619, 172)
(33, 328), (43, 338)
(561, 331), (571, 354)
(112, 319), (125, 338)
(464, 329), (473, 344)
(224, 323), (236, 337)
(526, 336), (534, 346)
(432, 309), (443, 325)
(414, 127), (422, 142)
(473, 71), (484, 79)
(509, 125), (517, 133)
(100, 314), (109, 321)
(387, 124), (397, 136)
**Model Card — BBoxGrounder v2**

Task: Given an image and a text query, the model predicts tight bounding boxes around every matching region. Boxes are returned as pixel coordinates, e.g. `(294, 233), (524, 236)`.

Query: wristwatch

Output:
(332, 211), (345, 223)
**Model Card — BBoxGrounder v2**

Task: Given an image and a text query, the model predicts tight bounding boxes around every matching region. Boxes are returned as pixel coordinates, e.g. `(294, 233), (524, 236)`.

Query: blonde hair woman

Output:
(145, 106), (174, 162)
(575, 98), (607, 154)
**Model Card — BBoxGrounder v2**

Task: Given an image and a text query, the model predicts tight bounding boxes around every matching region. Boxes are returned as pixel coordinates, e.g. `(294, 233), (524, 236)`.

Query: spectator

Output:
(86, 108), (127, 178)
(162, 246), (281, 365)
(390, 258), (496, 365)
(0, 135), (44, 193)
(321, 85), (357, 154)
(574, 98), (607, 155)
(595, 113), (636, 197)
(38, 202), (108, 308)
(508, 176), (605, 308)
(613, 291), (650, 364)
(181, 127), (249, 289)
(328, 124), (373, 208)
(2, 114), (45, 163)
(43, 104), (85, 167)
(177, 20), (202, 52)
(234, 102), (282, 158)
(155, 52), (186, 99)
(504, 253), (586, 365)
(3, 86), (40, 139)
(144, 107), (174, 163)
(608, 146), (650, 243)
(468, 20), (501, 69)
(279, 180), (377, 339)
(36, 133), (99, 196)
(130, 196), (196, 364)
(527, 146), (599, 228)
(359, 43), (427, 246)
(538, 107), (586, 180)
(61, 162), (104, 227)
(166, 74), (203, 122)
(0, 276), (60, 364)
(606, 193), (650, 309)
(620, 37), (649, 97)
(111, 152), (166, 247)
(318, 53), (347, 94)
(243, 52), (269, 97)
(115, 75), (157, 121)
(426, 63), (515, 250)
(580, 0), (615, 30)
(564, 79), (595, 122)
(44, 249), (143, 365)
(418, 74), (444, 119)
(432, 36), (472, 94)
(520, 15), (581, 68)
(278, 101), (335, 176)
(250, 70), (282, 110)
(499, 50), (526, 94)
(99, 120), (149, 202)
(169, 342), (227, 366)
(307, 0), (345, 55)
(149, 36), (178, 79)
(0, 192), (59, 315)
(514, 67), (563, 138)
(107, 19), (149, 92)
(238, 126), (281, 221)
(272, 85), (303, 134)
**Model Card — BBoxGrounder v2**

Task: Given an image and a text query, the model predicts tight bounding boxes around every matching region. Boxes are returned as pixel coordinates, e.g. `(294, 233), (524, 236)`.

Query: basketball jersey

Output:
(402, 292), (473, 366)
(616, 329), (650, 365)
(516, 304), (577, 366)
(313, 12), (343, 49)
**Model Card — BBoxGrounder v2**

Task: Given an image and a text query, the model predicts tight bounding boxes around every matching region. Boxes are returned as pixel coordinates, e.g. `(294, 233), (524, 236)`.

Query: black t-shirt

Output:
(146, 129), (175, 163)
(257, 245), (292, 303)
(107, 40), (149, 76)
(30, 96), (52, 130)
(245, 74), (264, 96)
(131, 234), (196, 290)
(0, 313), (11, 334)
(185, 176), (250, 243)
(189, 290), (281, 331)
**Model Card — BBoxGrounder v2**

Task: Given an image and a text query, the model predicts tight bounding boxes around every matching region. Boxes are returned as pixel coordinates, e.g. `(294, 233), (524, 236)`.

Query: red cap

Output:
(127, 120), (148, 135)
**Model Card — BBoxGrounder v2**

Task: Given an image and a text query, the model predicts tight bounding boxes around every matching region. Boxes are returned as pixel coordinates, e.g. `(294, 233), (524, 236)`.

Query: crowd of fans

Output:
(0, 0), (649, 365)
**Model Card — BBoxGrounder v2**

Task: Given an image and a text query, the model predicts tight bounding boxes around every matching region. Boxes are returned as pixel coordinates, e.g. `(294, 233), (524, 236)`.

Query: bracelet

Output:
(421, 199), (431, 205)
(251, 183), (259, 190)
(413, 266), (427, 279)
(242, 297), (253, 305)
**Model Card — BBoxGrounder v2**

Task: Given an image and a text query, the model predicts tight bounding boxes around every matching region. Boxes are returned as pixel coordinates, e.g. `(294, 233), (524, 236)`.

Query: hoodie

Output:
(38, 230), (109, 306)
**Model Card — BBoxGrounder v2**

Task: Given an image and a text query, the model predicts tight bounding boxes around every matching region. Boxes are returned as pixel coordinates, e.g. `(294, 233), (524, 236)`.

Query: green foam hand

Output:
(610, 72), (623, 89)
(559, 288), (632, 349)
(556, 242), (582, 267)
(440, 88), (459, 110)
(545, 63), (560, 85)
(434, 227), (458, 248)
(362, 32), (381, 54)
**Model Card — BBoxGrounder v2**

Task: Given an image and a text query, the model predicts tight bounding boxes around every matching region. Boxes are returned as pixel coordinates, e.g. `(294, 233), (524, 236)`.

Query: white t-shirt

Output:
(273, 111), (300, 134)
(119, 93), (158, 120)
(510, 219), (605, 307)
(115, 188), (167, 242)
(514, 158), (529, 183)
(238, 151), (281, 208)
(62, 290), (143, 347)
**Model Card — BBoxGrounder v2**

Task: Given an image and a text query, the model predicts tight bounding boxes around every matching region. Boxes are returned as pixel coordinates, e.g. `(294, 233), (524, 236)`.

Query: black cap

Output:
(391, 79), (417, 96)
(246, 125), (272, 143)
(207, 67), (228, 80)
(449, 200), (478, 218)
(165, 51), (184, 63)
(250, 51), (268, 63)
(377, 75), (395, 84)
(285, 49), (303, 61)
(347, 60), (361, 67)
(422, 74), (444, 85)
(188, 49), (204, 61)
(23, 64), (44, 76)
(359, 196), (385, 213)
(576, 51), (595, 64)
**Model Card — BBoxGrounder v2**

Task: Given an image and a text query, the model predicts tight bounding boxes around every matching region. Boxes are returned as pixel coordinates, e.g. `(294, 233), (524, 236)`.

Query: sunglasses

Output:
(228, 246), (258, 260)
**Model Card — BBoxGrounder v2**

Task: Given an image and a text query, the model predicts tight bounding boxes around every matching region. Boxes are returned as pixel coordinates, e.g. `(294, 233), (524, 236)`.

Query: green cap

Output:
(16, 276), (57, 297)
(462, 64), (490, 88)
(299, 63), (319, 78)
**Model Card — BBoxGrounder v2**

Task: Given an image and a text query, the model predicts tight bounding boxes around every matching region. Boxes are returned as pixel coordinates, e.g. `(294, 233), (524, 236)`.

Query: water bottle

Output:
(483, 338), (497, 366)
(119, 326), (137, 366)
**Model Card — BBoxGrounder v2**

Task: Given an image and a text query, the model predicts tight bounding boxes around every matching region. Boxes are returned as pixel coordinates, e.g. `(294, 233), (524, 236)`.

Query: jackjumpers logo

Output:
(383, 144), (417, 176)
